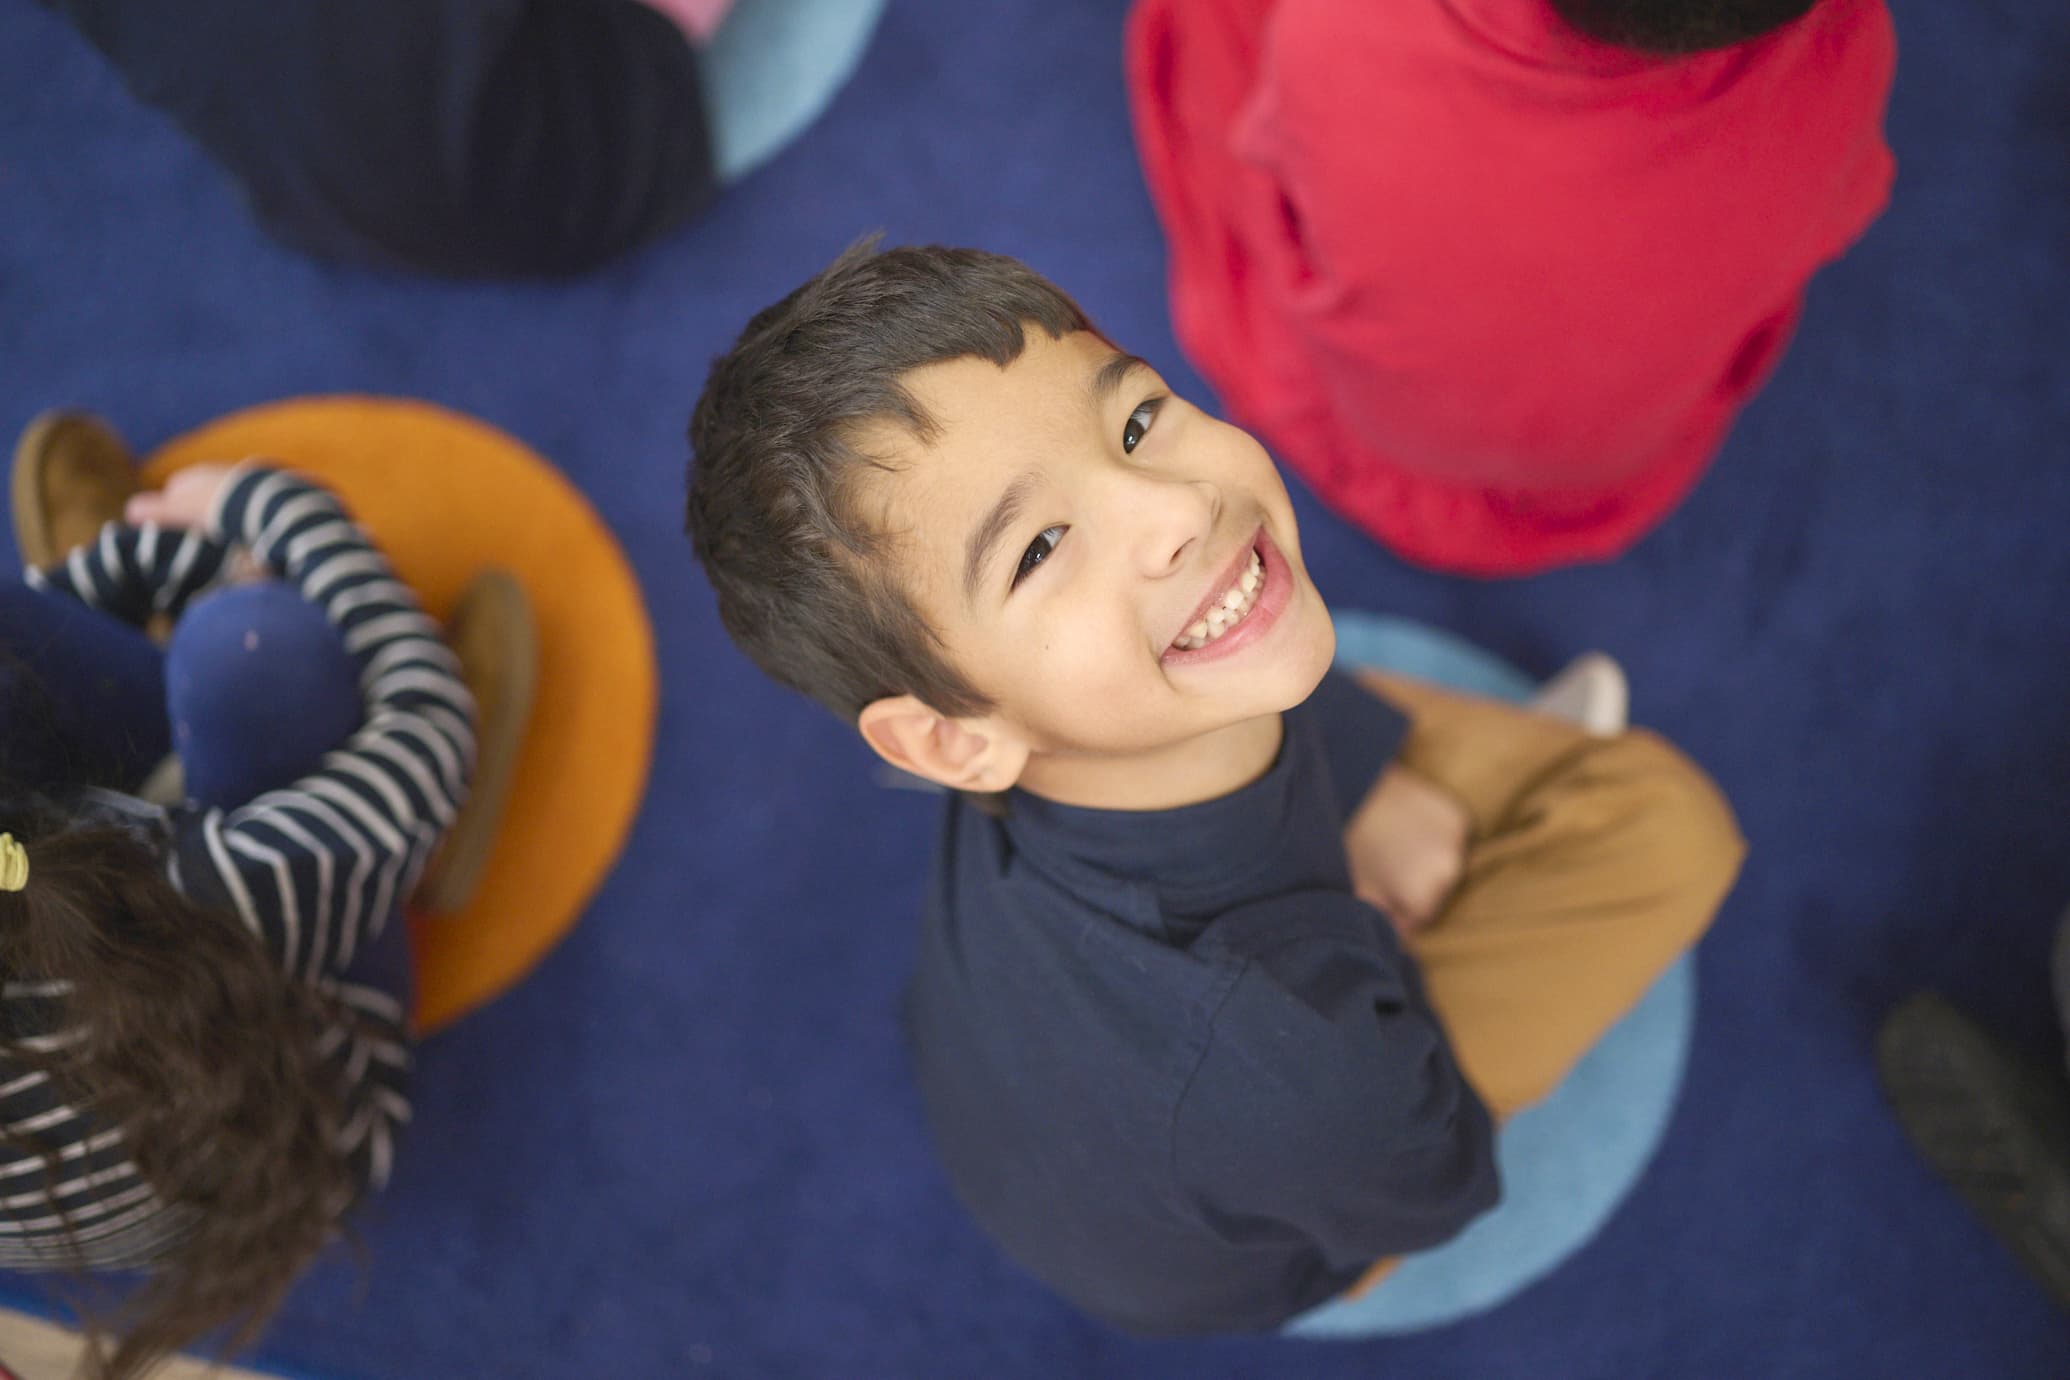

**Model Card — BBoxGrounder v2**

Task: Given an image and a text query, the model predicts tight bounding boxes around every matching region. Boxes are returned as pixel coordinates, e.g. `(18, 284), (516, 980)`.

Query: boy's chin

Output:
(1277, 589), (1339, 701)
(1226, 623), (1338, 725)
(1311, 602), (1339, 672)
(1285, 634), (1339, 711)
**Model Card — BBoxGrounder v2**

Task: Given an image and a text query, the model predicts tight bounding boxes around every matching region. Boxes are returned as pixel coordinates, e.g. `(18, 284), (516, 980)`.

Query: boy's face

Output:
(867, 328), (1336, 779)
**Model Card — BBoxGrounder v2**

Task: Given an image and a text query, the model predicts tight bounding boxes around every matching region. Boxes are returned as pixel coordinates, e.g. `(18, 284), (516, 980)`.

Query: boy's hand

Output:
(124, 463), (239, 531)
(1343, 763), (1471, 936)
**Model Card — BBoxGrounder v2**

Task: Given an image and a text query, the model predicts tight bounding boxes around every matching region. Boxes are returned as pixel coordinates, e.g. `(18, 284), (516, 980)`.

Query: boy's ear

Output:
(857, 695), (1031, 794)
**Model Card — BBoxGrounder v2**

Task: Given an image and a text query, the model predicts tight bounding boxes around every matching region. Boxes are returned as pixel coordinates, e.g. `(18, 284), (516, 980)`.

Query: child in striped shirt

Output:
(0, 414), (525, 1377)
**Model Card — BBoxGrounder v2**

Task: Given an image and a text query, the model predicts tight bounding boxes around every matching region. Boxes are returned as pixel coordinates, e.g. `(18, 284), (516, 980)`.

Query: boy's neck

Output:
(1014, 712), (1287, 813)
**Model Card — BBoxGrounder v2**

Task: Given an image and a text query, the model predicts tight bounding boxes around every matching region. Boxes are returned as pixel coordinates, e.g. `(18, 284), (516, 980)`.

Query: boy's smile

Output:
(863, 328), (1337, 809)
(1161, 525), (1295, 662)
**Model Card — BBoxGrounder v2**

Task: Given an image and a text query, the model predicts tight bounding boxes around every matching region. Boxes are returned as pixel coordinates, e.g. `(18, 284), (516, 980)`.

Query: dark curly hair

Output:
(0, 788), (365, 1379)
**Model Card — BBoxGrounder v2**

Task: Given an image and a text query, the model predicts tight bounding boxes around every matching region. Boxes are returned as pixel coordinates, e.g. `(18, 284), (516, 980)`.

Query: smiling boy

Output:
(685, 243), (1745, 1334)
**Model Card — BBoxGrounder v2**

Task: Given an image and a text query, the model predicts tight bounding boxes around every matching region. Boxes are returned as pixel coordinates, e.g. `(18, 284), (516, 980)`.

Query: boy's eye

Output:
(1122, 397), (1165, 454)
(1012, 525), (1067, 590)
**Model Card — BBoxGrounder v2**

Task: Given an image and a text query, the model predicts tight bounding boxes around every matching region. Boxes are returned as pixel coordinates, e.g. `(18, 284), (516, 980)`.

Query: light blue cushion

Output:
(1285, 613), (1697, 1338)
(704, 0), (890, 182)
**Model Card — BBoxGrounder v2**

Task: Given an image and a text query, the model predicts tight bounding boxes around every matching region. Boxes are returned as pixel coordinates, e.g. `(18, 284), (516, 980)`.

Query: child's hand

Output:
(1343, 763), (1471, 936)
(125, 463), (239, 531)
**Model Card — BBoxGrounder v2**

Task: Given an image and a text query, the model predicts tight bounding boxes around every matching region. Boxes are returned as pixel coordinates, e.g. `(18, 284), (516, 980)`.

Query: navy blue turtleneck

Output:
(903, 669), (1499, 1335)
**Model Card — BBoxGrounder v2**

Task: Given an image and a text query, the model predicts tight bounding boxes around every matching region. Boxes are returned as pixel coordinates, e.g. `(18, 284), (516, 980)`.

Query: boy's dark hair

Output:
(1549, 0), (1818, 53)
(686, 239), (1092, 721)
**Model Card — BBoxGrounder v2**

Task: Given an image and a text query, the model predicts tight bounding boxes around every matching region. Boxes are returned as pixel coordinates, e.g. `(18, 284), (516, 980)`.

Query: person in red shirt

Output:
(1128, 0), (1896, 575)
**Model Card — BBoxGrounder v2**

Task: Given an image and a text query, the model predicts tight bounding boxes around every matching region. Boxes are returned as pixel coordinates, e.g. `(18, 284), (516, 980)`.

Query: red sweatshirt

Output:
(1128, 0), (1896, 574)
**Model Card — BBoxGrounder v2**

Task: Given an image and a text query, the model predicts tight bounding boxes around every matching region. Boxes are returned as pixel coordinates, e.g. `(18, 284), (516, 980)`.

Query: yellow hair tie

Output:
(0, 834), (27, 893)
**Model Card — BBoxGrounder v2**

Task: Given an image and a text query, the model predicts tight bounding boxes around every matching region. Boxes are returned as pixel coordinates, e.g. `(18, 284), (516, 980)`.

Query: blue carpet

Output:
(3, 0), (2069, 1376)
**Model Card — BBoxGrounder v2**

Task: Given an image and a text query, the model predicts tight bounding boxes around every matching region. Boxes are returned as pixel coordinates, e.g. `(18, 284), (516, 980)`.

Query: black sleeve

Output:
(47, 0), (717, 277)
(1172, 891), (1499, 1268)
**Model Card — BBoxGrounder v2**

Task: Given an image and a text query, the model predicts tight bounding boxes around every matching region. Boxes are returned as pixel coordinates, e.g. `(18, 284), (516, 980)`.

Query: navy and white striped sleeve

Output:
(170, 466), (478, 985)
(23, 520), (232, 625)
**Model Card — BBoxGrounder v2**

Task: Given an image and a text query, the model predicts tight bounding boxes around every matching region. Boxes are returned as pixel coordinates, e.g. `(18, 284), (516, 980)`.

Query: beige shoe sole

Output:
(414, 570), (539, 914)
(11, 410), (138, 570)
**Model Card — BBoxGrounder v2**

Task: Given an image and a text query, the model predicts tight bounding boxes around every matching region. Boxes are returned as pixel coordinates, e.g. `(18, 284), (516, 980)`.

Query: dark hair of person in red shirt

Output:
(1550, 0), (1819, 53)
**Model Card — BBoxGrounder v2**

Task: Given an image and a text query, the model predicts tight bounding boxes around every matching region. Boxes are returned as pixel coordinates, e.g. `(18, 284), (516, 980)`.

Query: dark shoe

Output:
(1877, 991), (2070, 1311)
(413, 570), (538, 914)
(12, 411), (139, 569)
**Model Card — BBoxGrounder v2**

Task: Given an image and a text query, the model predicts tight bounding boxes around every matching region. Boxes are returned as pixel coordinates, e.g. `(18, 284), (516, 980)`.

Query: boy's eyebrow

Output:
(1090, 351), (1151, 408)
(963, 469), (1038, 605)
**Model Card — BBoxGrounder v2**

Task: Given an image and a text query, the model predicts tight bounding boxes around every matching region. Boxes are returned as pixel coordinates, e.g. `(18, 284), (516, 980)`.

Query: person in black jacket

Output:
(42, 0), (720, 277)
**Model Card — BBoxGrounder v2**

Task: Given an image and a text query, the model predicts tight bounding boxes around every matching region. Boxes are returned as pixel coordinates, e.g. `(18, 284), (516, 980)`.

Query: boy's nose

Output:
(1125, 473), (1221, 578)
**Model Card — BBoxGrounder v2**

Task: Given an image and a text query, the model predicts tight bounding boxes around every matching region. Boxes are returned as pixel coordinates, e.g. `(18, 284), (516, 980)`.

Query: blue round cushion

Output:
(704, 0), (891, 182)
(1285, 613), (1697, 1338)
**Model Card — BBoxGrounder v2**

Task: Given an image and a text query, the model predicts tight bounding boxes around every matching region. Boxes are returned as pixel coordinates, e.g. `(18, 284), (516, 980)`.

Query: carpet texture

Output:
(2, 0), (2068, 1375)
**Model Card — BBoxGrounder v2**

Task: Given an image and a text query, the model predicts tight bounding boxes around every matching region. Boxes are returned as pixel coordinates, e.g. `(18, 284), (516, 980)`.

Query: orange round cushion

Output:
(146, 398), (656, 1032)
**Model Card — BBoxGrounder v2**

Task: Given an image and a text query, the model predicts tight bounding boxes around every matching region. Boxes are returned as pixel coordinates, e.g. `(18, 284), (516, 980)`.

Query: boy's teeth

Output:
(1171, 549), (1266, 652)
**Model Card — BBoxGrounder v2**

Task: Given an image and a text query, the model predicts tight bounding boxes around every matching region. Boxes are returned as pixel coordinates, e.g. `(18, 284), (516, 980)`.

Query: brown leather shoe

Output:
(414, 570), (539, 914)
(12, 411), (140, 569)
